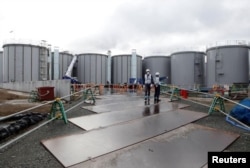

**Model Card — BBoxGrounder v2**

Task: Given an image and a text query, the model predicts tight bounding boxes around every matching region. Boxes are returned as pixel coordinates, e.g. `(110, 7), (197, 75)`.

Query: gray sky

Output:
(0, 0), (250, 56)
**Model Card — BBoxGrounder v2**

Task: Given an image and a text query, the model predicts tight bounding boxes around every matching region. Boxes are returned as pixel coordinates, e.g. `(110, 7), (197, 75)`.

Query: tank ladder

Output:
(194, 52), (202, 89)
(39, 41), (47, 80)
(215, 47), (224, 82)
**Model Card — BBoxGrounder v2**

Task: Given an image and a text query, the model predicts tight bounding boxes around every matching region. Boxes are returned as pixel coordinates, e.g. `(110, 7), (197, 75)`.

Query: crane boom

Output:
(63, 55), (79, 83)
(65, 55), (77, 77)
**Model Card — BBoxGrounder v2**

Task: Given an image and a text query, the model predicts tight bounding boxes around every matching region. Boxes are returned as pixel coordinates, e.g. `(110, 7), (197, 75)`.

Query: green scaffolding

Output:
(50, 98), (68, 124)
(28, 90), (39, 102)
(170, 87), (180, 102)
(208, 94), (225, 114)
(160, 84), (171, 94)
(83, 88), (96, 104)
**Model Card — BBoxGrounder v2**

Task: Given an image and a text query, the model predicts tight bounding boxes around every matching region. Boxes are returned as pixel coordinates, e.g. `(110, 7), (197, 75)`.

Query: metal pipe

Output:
(0, 118), (55, 151)
(223, 96), (250, 110)
(164, 86), (250, 130)
(0, 98), (85, 151)
(0, 86), (95, 121)
(218, 109), (250, 130)
(0, 101), (53, 121)
(64, 55), (77, 78)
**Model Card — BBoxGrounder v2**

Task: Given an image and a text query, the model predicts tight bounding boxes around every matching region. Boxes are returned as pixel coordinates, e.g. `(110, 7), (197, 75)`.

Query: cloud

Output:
(70, 0), (247, 55)
(1, 0), (250, 55)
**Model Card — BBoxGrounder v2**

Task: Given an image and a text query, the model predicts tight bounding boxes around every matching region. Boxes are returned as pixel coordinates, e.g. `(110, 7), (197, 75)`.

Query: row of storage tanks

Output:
(0, 42), (250, 89)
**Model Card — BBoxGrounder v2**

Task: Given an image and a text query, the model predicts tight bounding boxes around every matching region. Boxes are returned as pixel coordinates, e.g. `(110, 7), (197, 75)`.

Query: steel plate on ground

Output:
(82, 99), (148, 113)
(69, 123), (239, 168)
(41, 109), (207, 167)
(94, 95), (142, 105)
(70, 102), (190, 130)
(82, 98), (186, 113)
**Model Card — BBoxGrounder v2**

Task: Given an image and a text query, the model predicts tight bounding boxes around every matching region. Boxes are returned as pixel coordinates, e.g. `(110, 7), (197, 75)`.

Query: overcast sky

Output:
(0, 0), (250, 56)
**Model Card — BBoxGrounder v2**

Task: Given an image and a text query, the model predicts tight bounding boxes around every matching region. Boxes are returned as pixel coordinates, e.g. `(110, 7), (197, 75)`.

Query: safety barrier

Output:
(0, 85), (98, 151)
(1, 83), (249, 151)
(111, 84), (145, 93)
(161, 85), (250, 131)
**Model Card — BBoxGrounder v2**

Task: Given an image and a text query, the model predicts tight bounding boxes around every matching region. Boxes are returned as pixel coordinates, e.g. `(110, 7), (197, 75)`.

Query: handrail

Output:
(0, 85), (95, 122)
(161, 85), (250, 130)
(0, 99), (85, 151)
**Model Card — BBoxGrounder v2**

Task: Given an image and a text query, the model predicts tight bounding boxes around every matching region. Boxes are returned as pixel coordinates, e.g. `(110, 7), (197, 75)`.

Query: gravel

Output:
(179, 98), (250, 152)
(0, 96), (249, 168)
(0, 100), (93, 168)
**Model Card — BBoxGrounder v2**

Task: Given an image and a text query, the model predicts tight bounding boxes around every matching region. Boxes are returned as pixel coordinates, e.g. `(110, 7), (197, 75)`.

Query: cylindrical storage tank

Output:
(0, 51), (3, 83)
(111, 54), (142, 84)
(171, 51), (205, 89)
(77, 53), (108, 84)
(3, 43), (49, 82)
(206, 45), (249, 88)
(142, 58), (145, 79)
(143, 56), (171, 84)
(59, 51), (74, 78)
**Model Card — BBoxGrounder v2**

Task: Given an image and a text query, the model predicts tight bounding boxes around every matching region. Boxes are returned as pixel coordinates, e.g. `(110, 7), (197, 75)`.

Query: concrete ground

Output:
(0, 89), (249, 168)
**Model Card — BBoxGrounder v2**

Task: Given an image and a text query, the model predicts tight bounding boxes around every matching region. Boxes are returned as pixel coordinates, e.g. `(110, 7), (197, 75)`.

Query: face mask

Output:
(147, 72), (149, 74)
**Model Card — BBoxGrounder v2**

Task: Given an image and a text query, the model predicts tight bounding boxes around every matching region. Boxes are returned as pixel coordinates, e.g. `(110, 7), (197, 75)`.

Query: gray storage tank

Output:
(111, 54), (142, 84)
(143, 56), (171, 84)
(0, 51), (3, 83)
(171, 51), (205, 89)
(2, 43), (49, 82)
(51, 47), (60, 80)
(206, 45), (249, 88)
(77, 53), (108, 84)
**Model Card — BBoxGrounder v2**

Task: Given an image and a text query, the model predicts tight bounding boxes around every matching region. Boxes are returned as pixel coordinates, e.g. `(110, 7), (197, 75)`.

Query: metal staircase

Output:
(215, 48), (224, 82)
(39, 42), (47, 80)
(194, 53), (202, 89)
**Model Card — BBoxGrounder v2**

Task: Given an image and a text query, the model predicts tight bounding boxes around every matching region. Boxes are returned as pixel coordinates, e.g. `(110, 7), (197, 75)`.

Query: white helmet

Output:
(146, 69), (150, 72)
(155, 72), (160, 75)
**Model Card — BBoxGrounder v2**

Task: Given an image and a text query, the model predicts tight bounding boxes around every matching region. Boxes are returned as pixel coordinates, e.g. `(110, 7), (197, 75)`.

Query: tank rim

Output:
(2, 43), (48, 49)
(76, 53), (108, 57)
(144, 55), (170, 59)
(59, 52), (74, 55)
(170, 51), (206, 56)
(206, 45), (250, 52)
(111, 54), (143, 58)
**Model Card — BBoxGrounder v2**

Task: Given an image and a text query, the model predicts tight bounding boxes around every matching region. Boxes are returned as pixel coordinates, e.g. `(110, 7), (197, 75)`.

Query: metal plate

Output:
(41, 109), (207, 167)
(82, 99), (146, 113)
(82, 98), (187, 113)
(70, 103), (190, 130)
(69, 124), (239, 168)
(94, 95), (143, 105)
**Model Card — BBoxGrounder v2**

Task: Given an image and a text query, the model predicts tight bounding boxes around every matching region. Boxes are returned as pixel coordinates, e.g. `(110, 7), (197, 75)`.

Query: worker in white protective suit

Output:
(144, 69), (154, 104)
(154, 72), (161, 103)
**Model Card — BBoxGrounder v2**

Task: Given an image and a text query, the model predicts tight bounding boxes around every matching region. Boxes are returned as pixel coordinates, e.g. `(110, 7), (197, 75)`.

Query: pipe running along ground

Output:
(0, 86), (96, 151)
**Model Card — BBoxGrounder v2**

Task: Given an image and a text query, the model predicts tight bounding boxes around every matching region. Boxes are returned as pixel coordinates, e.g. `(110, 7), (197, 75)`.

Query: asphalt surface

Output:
(0, 95), (249, 168)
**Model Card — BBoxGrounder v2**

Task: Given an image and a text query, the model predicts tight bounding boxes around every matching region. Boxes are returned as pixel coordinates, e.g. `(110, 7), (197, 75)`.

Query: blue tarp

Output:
(229, 98), (250, 126)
